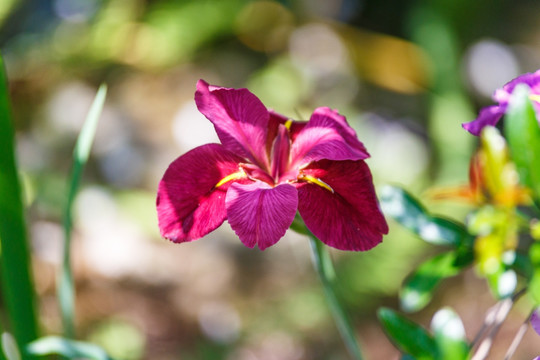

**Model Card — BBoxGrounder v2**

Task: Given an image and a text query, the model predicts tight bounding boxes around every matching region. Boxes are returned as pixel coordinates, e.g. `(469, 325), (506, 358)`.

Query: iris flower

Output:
(157, 80), (388, 251)
(463, 69), (540, 135)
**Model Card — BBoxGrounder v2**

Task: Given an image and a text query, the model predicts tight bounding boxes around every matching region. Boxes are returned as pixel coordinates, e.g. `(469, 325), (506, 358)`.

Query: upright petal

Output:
(462, 105), (505, 136)
(226, 182), (298, 250)
(270, 124), (291, 180)
(157, 143), (247, 242)
(290, 107), (369, 167)
(195, 80), (270, 169)
(266, 110), (306, 154)
(296, 159), (388, 251)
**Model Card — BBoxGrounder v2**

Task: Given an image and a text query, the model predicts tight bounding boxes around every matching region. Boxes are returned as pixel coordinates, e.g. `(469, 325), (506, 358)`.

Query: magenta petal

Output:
(291, 107), (369, 166)
(462, 105), (505, 136)
(195, 80), (270, 169)
(225, 182), (298, 250)
(532, 308), (540, 336)
(297, 160), (388, 251)
(157, 143), (246, 243)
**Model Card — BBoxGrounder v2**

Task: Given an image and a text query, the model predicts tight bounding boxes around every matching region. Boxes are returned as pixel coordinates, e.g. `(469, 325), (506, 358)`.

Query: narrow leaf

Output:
(2, 333), (21, 360)
(0, 53), (39, 357)
(378, 307), (439, 360)
(59, 84), (107, 338)
(505, 84), (540, 199)
(25, 337), (114, 360)
(401, 251), (472, 312)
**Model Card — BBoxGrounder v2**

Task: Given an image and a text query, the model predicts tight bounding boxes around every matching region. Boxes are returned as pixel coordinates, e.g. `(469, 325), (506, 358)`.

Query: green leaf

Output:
(0, 53), (39, 357)
(379, 186), (469, 247)
(59, 84), (107, 338)
(378, 307), (439, 360)
(505, 84), (540, 199)
(25, 337), (115, 360)
(400, 251), (472, 312)
(430, 308), (469, 360)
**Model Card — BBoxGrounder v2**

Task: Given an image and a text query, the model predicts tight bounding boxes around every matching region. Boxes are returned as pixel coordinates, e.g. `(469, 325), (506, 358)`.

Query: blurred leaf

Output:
(26, 337), (115, 360)
(88, 320), (145, 360)
(511, 252), (533, 279)
(0, 53), (39, 357)
(530, 270), (540, 305)
(0, 0), (20, 27)
(380, 185), (469, 247)
(430, 308), (469, 360)
(59, 84), (107, 338)
(532, 220), (540, 240)
(531, 242), (540, 267)
(400, 251), (472, 312)
(505, 84), (540, 199)
(486, 268), (517, 299)
(2, 333), (20, 360)
(378, 307), (439, 360)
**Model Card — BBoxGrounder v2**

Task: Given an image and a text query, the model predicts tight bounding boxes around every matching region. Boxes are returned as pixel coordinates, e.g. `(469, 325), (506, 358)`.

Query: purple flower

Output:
(532, 308), (540, 336)
(463, 70), (540, 135)
(156, 80), (388, 251)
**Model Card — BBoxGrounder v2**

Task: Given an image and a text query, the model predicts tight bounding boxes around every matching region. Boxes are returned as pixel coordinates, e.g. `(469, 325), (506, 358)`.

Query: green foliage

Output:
(379, 308), (470, 360)
(505, 84), (540, 200)
(400, 251), (472, 313)
(380, 185), (470, 247)
(380, 185), (474, 311)
(378, 308), (439, 360)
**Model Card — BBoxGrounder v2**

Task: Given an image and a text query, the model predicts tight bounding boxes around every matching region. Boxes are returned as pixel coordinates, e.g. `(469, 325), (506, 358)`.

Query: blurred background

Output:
(2, 0), (540, 359)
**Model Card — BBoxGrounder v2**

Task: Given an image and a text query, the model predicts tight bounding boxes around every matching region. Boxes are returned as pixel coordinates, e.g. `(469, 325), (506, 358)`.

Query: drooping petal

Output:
(494, 69), (540, 103)
(195, 80), (270, 169)
(296, 159), (388, 251)
(157, 143), (247, 243)
(532, 308), (540, 336)
(462, 105), (505, 136)
(290, 107), (369, 167)
(225, 181), (298, 250)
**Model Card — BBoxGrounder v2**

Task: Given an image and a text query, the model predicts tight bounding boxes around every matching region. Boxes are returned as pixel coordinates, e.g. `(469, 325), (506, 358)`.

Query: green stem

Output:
(308, 234), (364, 360)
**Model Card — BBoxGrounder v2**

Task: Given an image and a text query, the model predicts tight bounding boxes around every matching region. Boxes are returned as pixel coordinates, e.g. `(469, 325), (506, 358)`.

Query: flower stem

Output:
(308, 234), (365, 360)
